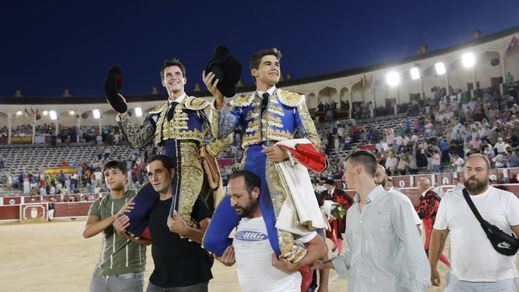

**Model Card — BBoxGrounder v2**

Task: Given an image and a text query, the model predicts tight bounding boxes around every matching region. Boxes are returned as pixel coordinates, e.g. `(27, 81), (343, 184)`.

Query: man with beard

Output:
(430, 154), (519, 291)
(215, 170), (327, 292)
(373, 164), (421, 234)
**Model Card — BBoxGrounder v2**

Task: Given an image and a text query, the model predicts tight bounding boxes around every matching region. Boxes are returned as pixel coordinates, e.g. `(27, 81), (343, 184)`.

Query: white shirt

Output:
(233, 216), (315, 292)
(331, 186), (430, 291)
(337, 127), (344, 137)
(257, 86), (276, 98)
(494, 141), (508, 154)
(168, 93), (186, 104)
(389, 187), (422, 225)
(386, 157), (398, 168)
(453, 157), (464, 172)
(146, 93), (187, 124)
(434, 186), (519, 282)
(395, 135), (403, 146)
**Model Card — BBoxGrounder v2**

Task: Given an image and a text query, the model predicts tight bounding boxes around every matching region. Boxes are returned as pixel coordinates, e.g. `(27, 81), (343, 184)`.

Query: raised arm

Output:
(117, 112), (158, 148)
(203, 71), (242, 139)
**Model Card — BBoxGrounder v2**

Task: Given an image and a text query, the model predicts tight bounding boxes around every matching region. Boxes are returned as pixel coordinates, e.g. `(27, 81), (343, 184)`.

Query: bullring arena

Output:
(1, 25), (519, 291)
(2, 219), (454, 291)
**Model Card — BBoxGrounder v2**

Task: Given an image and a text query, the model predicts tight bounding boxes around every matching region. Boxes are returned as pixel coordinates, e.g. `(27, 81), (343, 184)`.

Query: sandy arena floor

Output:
(0, 220), (459, 291)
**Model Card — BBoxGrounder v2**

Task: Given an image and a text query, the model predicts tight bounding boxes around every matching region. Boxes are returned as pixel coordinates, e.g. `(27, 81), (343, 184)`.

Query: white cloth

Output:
(233, 216), (311, 292)
(320, 199), (335, 220)
(434, 186), (519, 282)
(389, 188), (421, 225)
(274, 139), (327, 235)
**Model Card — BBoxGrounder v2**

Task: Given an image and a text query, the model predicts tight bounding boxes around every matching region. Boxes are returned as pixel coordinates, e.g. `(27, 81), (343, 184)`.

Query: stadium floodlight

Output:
(410, 67), (421, 80)
(461, 52), (476, 68)
(49, 110), (57, 120)
(386, 71), (401, 87)
(93, 109), (101, 119)
(435, 62), (446, 75)
(135, 107), (143, 117)
(42, 110), (48, 116)
(16, 111), (23, 116)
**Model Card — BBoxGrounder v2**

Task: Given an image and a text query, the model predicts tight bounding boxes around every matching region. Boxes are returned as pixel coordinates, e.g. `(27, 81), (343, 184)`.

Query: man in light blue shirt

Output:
(312, 150), (430, 291)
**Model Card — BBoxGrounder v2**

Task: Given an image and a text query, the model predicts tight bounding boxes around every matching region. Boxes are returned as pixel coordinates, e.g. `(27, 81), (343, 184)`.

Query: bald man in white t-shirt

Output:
(430, 154), (519, 291)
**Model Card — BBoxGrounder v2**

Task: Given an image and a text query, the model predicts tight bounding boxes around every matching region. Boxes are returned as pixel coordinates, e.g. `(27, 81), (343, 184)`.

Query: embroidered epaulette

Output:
(148, 103), (167, 114)
(184, 96), (210, 110)
(230, 94), (254, 107)
(278, 90), (303, 107)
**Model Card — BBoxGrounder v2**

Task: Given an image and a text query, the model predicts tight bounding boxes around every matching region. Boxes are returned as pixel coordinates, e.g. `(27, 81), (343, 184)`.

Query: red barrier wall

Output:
(55, 202), (92, 217)
(0, 206), (20, 220)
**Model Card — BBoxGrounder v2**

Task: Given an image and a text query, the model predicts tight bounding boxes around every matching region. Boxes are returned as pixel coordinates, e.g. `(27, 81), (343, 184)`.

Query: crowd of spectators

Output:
(0, 124), (126, 146)
(1, 81), (519, 195)
(316, 81), (519, 179)
(1, 145), (156, 196)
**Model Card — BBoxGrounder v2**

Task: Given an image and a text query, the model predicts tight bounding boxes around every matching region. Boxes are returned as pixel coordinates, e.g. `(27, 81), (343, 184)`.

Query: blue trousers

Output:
(203, 145), (280, 256)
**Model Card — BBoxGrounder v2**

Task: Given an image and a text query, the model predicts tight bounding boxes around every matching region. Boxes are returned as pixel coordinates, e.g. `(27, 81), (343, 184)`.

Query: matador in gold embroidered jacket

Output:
(118, 94), (230, 228)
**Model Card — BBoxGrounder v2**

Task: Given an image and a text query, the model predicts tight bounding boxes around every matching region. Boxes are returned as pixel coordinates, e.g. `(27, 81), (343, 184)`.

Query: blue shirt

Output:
(331, 185), (430, 292)
(439, 139), (449, 151)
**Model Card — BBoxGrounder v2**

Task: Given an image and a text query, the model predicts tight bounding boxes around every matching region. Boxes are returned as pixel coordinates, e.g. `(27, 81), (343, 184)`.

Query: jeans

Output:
(89, 272), (144, 292)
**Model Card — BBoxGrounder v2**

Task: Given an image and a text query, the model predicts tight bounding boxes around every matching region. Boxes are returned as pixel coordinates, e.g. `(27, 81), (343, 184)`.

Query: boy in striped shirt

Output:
(83, 160), (149, 292)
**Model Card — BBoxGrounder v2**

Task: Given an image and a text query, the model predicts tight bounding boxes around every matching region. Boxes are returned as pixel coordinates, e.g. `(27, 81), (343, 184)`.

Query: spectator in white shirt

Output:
(494, 137), (509, 154)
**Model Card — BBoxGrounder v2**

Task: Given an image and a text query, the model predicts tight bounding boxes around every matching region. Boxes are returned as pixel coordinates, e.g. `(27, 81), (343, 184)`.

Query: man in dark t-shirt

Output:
(148, 193), (213, 289)
(115, 155), (213, 292)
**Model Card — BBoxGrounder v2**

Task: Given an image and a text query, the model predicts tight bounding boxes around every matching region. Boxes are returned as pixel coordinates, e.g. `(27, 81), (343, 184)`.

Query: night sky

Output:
(1, 0), (518, 97)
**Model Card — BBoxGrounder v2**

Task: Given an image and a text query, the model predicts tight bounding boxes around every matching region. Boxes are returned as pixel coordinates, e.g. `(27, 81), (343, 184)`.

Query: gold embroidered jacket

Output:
(118, 96), (230, 156)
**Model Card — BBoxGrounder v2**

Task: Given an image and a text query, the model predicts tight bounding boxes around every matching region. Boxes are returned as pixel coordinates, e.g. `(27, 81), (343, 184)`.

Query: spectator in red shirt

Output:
(417, 178), (450, 268)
